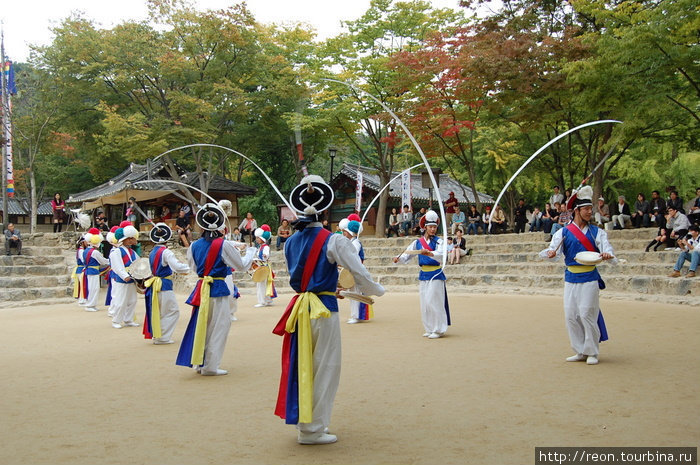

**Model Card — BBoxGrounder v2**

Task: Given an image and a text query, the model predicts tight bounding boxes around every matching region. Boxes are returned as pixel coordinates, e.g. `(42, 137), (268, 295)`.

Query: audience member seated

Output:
(4, 223), (22, 256)
(649, 190), (667, 229)
(387, 207), (401, 238)
(490, 205), (507, 234)
(631, 193), (651, 228)
(466, 205), (482, 235)
(399, 205), (413, 236)
(513, 198), (529, 234)
(412, 207), (427, 235)
(449, 229), (469, 264)
(482, 206), (492, 234)
(231, 227), (242, 242)
(667, 190), (684, 214)
(550, 203), (571, 237)
(450, 205), (465, 234)
(593, 197), (611, 228)
(276, 219), (292, 250)
(611, 195), (631, 230)
(666, 205), (691, 249)
(668, 225), (698, 278)
(529, 207), (543, 232)
(541, 202), (556, 234)
(175, 209), (193, 247)
(688, 187), (700, 226)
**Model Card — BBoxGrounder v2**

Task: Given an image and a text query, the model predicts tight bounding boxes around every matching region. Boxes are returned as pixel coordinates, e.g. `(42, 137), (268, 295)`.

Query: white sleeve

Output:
(222, 240), (257, 271)
(261, 244), (270, 261)
(595, 228), (619, 264)
(327, 234), (384, 296)
(110, 247), (130, 280)
(94, 250), (110, 266)
(396, 240), (419, 264)
(539, 229), (564, 261)
(162, 248), (190, 274)
(186, 245), (196, 272)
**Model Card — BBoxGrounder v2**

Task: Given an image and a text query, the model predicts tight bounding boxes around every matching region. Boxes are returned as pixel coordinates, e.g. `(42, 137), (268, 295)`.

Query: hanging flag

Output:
(2, 61), (16, 197)
(354, 170), (363, 214)
(401, 169), (412, 211)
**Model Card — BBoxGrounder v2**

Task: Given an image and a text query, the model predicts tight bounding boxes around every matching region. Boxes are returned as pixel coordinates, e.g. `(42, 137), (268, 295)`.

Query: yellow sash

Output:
(285, 291), (335, 423)
(421, 265), (441, 272)
(144, 275), (171, 339)
(567, 265), (596, 273)
(71, 268), (81, 298)
(191, 276), (225, 366)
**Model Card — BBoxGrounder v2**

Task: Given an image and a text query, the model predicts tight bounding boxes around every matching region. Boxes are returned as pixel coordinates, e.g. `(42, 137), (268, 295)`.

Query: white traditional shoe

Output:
(85, 307), (99, 312)
(566, 354), (586, 362)
(586, 356), (599, 365)
(78, 301), (87, 306)
(428, 332), (441, 339)
(123, 321), (139, 327)
(422, 332), (430, 337)
(298, 432), (338, 445)
(254, 303), (265, 308)
(231, 316), (238, 321)
(111, 323), (123, 329)
(347, 318), (359, 324)
(153, 340), (175, 345)
(201, 369), (228, 376)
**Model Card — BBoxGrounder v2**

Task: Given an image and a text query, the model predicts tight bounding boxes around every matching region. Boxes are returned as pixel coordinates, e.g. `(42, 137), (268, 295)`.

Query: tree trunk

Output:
(29, 168), (37, 234)
(374, 174), (390, 238)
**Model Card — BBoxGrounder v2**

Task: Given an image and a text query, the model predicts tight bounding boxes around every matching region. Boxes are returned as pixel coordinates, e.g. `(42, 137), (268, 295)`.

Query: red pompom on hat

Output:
(88, 227), (100, 235)
(110, 225), (119, 233)
(261, 224), (271, 232)
(347, 213), (361, 222)
(119, 221), (132, 228)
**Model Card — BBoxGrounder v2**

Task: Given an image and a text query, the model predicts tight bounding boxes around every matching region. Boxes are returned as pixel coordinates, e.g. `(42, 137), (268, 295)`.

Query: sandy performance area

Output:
(0, 291), (698, 465)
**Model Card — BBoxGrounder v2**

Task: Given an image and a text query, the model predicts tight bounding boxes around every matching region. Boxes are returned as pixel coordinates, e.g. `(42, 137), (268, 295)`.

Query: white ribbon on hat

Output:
(488, 120), (622, 232)
(324, 79), (448, 269)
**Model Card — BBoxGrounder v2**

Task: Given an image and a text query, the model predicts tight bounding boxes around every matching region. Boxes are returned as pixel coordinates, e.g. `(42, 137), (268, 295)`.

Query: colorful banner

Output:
(2, 60), (15, 197)
(354, 170), (363, 214)
(401, 169), (411, 210)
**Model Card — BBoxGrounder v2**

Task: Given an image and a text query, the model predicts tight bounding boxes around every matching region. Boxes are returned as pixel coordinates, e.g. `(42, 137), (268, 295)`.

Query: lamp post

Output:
(328, 148), (337, 182)
(328, 148), (337, 225)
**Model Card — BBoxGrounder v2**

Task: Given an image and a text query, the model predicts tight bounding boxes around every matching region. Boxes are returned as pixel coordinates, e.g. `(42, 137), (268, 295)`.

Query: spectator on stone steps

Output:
(668, 225), (699, 278)
(611, 195), (631, 230)
(593, 197), (611, 228)
(4, 223), (22, 256)
(666, 206), (691, 249)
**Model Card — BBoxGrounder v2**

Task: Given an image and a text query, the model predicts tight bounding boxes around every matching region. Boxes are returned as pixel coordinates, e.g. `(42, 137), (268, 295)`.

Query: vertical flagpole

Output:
(1, 24), (8, 226)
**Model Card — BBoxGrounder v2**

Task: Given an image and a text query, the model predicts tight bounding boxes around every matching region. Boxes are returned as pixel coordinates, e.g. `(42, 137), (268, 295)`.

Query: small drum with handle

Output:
(338, 268), (355, 289)
(128, 257), (152, 294)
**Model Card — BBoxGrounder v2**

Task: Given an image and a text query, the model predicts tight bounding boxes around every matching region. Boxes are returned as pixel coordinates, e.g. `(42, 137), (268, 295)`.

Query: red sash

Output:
(273, 227), (331, 419)
(565, 223), (598, 252)
(121, 247), (135, 266)
(419, 236), (434, 251)
(189, 238), (224, 307)
(151, 245), (166, 275)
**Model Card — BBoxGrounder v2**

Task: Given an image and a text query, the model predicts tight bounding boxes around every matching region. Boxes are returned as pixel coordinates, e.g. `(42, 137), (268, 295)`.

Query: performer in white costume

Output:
(82, 228), (110, 312)
(176, 203), (257, 376)
(109, 224), (141, 329)
(539, 185), (617, 365)
(253, 225), (276, 307)
(394, 210), (451, 339)
(142, 223), (190, 345)
(339, 218), (374, 324)
(73, 236), (88, 307)
(273, 175), (384, 445)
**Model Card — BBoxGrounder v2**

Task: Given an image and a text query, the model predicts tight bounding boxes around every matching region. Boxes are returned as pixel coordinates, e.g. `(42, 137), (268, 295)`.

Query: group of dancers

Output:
(68, 174), (613, 445)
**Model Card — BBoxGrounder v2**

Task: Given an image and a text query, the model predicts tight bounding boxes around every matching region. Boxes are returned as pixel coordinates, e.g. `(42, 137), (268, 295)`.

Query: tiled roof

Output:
(335, 163), (494, 204)
(0, 198), (53, 215)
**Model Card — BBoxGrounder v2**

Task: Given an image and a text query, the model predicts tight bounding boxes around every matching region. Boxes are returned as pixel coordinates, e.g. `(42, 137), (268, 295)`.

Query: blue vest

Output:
(416, 236), (446, 281)
(150, 245), (174, 292)
(285, 227), (338, 312)
(190, 238), (230, 297)
(562, 225), (602, 284)
(258, 244), (269, 262)
(114, 247), (138, 284)
(75, 248), (85, 274)
(82, 247), (102, 275)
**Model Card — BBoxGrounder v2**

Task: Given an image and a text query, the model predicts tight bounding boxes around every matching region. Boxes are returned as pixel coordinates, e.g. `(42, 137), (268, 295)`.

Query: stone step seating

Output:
(0, 233), (77, 307)
(241, 228), (698, 305)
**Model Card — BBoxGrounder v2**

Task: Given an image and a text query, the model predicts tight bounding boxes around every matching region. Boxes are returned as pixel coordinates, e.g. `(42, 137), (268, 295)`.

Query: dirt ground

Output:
(1, 291), (698, 465)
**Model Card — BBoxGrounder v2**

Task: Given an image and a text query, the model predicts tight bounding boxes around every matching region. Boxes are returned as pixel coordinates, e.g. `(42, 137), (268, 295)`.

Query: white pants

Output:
(612, 214), (630, 228)
(85, 274), (101, 308)
(563, 281), (600, 356)
(155, 290), (180, 342)
(594, 213), (610, 225)
(298, 312), (341, 435)
(200, 296), (233, 373)
(419, 279), (449, 335)
(111, 282), (138, 324)
(256, 281), (272, 306)
(225, 275), (238, 319)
